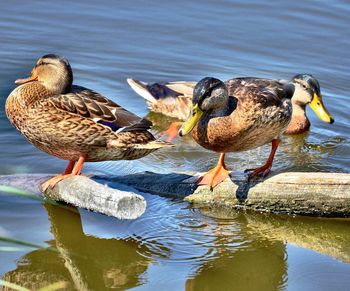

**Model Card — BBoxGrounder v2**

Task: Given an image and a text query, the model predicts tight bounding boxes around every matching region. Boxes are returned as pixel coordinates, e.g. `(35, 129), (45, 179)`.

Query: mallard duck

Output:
(178, 76), (294, 188)
(6, 54), (172, 190)
(127, 74), (334, 139)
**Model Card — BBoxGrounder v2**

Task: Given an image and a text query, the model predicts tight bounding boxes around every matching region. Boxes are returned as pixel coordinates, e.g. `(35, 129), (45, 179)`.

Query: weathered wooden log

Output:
(101, 171), (350, 217)
(1, 171), (349, 217)
(0, 174), (146, 219)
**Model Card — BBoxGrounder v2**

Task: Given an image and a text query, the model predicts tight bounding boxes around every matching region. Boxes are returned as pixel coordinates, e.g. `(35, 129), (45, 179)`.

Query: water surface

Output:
(0, 0), (349, 290)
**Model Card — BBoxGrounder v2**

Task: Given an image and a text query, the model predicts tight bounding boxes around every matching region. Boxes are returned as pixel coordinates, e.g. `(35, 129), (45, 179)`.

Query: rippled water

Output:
(0, 0), (350, 290)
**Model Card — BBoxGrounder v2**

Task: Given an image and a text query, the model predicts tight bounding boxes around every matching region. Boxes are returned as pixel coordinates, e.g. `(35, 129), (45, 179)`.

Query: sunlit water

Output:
(0, 0), (350, 290)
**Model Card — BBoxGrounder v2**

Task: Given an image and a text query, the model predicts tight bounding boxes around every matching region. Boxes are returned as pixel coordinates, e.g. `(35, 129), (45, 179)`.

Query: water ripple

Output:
(118, 194), (248, 264)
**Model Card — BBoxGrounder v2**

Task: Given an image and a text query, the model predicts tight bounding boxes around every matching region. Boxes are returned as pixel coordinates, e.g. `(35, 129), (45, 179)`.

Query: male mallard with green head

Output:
(6, 54), (172, 191)
(177, 76), (293, 188)
(127, 74), (334, 139)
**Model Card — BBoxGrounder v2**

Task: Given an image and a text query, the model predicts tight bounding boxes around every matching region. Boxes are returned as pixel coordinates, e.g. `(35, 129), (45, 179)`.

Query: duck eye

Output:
(302, 84), (307, 89)
(36, 61), (49, 67)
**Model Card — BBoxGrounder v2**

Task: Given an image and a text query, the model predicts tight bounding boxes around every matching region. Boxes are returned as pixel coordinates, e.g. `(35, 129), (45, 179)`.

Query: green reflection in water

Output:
(2, 204), (154, 290)
(2, 201), (350, 290)
(186, 209), (287, 291)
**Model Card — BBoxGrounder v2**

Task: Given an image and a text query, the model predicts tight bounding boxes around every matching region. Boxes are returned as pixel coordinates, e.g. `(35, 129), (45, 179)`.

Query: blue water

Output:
(0, 0), (349, 290)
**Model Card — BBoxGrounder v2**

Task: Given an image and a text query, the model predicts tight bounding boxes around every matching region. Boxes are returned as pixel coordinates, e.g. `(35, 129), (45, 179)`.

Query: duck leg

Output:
(197, 153), (230, 189)
(63, 160), (75, 175)
(160, 122), (182, 142)
(41, 155), (86, 192)
(245, 139), (279, 178)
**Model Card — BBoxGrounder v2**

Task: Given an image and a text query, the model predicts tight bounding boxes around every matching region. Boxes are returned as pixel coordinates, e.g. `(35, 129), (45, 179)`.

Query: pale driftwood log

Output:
(0, 174), (146, 219)
(101, 171), (350, 217)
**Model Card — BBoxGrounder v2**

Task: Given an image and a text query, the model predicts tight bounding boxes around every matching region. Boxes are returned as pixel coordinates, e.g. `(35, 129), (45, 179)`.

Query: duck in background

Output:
(6, 54), (172, 191)
(127, 74), (334, 140)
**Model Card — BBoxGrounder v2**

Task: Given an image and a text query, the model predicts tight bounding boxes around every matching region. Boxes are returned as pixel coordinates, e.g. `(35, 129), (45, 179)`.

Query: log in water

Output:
(0, 174), (146, 220)
(101, 171), (350, 217)
(0, 171), (349, 218)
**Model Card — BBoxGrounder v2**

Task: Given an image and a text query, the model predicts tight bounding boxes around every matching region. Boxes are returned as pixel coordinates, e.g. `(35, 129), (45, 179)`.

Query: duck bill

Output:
(309, 93), (334, 124)
(15, 74), (38, 85)
(178, 104), (203, 136)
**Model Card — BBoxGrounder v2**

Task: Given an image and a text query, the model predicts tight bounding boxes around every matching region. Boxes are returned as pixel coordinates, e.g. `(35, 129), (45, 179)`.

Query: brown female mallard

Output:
(6, 54), (172, 190)
(179, 76), (294, 188)
(127, 74), (334, 139)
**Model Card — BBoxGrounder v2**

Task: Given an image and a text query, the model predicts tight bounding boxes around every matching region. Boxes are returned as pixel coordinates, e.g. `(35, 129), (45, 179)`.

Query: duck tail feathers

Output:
(127, 78), (158, 104)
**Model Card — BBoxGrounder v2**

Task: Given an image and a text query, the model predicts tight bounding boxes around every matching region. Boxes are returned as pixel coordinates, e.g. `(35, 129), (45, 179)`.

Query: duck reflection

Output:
(204, 207), (350, 263)
(244, 211), (350, 263)
(186, 210), (287, 291)
(186, 240), (287, 291)
(2, 204), (155, 290)
(281, 133), (346, 171)
(2, 195), (349, 290)
(186, 207), (350, 291)
(146, 111), (178, 134)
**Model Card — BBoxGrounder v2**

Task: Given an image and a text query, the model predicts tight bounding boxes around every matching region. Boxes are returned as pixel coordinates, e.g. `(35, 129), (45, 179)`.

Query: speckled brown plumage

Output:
(128, 75), (330, 135)
(6, 55), (171, 165)
(127, 79), (195, 120)
(149, 95), (192, 121)
(191, 79), (292, 153)
(175, 77), (293, 187)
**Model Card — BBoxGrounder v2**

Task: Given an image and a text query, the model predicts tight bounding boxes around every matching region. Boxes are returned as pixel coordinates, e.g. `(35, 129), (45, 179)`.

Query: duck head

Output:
(179, 77), (227, 136)
(291, 74), (334, 124)
(15, 54), (73, 94)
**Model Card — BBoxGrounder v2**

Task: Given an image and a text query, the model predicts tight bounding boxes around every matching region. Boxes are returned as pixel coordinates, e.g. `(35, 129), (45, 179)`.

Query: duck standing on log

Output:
(127, 74), (334, 140)
(5, 54), (172, 191)
(177, 76), (333, 189)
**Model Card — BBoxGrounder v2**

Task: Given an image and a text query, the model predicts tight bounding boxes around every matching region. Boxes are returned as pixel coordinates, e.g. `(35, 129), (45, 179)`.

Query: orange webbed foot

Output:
(41, 174), (76, 192)
(197, 166), (230, 189)
(41, 156), (86, 192)
(244, 165), (272, 178)
(197, 153), (230, 189)
(160, 122), (182, 142)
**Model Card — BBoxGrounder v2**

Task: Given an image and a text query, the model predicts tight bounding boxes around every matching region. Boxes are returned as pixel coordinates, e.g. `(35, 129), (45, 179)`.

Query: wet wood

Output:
(102, 171), (350, 217)
(0, 171), (349, 217)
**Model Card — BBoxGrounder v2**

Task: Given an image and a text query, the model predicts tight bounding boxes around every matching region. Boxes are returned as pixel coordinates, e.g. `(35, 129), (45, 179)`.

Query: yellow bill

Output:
(309, 93), (334, 124)
(178, 104), (203, 136)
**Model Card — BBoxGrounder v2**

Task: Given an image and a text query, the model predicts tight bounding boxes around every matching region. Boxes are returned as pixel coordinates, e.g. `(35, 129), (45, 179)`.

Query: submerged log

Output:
(0, 171), (349, 217)
(0, 174), (146, 219)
